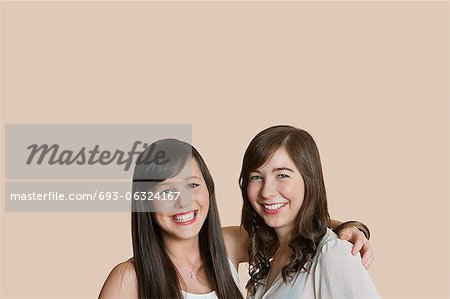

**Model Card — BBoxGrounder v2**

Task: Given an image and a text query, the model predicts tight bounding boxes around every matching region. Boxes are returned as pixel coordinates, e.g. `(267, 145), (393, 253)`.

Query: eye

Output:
(160, 189), (173, 194)
(187, 183), (200, 189)
(250, 175), (262, 181)
(277, 173), (290, 179)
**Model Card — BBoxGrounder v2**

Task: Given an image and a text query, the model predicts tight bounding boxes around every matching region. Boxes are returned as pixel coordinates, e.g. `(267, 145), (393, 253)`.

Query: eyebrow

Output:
(134, 176), (201, 184)
(273, 167), (294, 173)
(132, 179), (165, 182)
(250, 167), (295, 173)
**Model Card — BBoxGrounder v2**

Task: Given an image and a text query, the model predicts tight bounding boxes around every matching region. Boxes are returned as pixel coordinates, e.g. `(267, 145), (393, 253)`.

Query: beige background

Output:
(1, 1), (448, 298)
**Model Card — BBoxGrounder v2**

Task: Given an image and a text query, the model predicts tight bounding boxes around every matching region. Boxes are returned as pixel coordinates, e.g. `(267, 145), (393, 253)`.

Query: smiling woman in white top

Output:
(99, 139), (243, 299)
(239, 125), (380, 299)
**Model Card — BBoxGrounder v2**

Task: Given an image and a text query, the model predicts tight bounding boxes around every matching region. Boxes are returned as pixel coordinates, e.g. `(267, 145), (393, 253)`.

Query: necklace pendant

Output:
(190, 272), (196, 279)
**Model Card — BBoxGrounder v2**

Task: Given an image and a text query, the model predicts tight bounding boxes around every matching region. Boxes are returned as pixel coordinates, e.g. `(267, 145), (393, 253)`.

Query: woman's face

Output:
(152, 157), (210, 240)
(247, 147), (305, 233)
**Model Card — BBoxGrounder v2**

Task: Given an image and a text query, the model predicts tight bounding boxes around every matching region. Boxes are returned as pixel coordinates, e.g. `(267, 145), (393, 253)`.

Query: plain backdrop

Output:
(1, 1), (448, 298)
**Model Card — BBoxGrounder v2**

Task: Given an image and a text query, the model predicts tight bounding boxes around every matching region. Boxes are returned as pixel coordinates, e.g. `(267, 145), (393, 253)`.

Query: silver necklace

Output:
(175, 255), (201, 280)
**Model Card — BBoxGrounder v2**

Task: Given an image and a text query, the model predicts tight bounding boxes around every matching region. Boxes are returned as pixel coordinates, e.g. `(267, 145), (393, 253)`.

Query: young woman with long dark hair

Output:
(240, 125), (379, 298)
(99, 139), (242, 299)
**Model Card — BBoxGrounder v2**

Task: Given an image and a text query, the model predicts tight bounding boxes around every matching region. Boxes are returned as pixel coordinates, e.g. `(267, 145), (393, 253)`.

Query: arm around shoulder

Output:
(98, 259), (138, 299)
(222, 226), (250, 266)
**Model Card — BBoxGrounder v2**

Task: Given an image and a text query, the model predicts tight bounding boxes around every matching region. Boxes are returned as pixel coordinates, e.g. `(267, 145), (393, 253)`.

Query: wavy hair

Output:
(132, 138), (242, 299)
(239, 126), (330, 295)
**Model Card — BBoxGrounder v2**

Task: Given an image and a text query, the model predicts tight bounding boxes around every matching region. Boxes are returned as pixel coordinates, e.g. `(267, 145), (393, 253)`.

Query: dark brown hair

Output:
(239, 126), (330, 295)
(132, 139), (242, 299)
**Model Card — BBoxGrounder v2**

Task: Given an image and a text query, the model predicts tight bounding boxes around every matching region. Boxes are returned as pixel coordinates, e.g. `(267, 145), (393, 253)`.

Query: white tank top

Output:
(182, 258), (239, 299)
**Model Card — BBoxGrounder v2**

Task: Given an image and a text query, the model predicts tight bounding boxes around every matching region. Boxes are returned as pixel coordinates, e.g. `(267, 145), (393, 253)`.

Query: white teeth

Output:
(263, 203), (286, 210)
(172, 211), (197, 222)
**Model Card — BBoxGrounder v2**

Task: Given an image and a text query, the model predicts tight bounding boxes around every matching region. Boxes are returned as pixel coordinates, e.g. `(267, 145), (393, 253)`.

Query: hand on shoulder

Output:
(337, 226), (374, 269)
(315, 232), (380, 299)
(315, 230), (369, 279)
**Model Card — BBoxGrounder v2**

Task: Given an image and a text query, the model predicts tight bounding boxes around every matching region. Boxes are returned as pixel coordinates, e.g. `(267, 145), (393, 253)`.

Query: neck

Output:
(274, 225), (293, 251)
(163, 234), (201, 265)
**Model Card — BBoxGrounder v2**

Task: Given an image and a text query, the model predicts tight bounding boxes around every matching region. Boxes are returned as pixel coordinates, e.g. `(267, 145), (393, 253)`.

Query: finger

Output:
(339, 228), (353, 241)
(339, 232), (349, 240)
(361, 246), (374, 269)
(363, 253), (374, 269)
(351, 238), (365, 256)
(361, 249), (370, 265)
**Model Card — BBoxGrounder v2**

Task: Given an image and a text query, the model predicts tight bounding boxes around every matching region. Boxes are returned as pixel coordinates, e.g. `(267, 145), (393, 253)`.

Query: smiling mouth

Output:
(261, 202), (288, 215)
(170, 210), (198, 225)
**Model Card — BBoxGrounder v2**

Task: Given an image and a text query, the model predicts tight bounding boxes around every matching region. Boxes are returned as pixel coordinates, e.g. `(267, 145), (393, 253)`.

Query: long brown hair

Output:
(132, 139), (242, 299)
(239, 126), (330, 295)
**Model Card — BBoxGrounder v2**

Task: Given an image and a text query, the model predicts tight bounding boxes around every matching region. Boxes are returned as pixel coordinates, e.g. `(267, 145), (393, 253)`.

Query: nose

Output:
(260, 179), (277, 199)
(174, 189), (192, 209)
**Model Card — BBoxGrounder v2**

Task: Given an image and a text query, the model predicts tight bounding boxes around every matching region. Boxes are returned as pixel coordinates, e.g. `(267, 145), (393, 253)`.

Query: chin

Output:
(260, 216), (286, 229)
(265, 220), (283, 228)
(168, 225), (199, 239)
(176, 231), (199, 240)
(174, 221), (204, 237)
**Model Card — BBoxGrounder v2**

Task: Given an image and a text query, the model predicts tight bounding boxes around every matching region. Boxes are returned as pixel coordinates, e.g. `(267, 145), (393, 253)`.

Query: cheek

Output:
(152, 199), (171, 212)
(152, 213), (166, 230)
(279, 183), (304, 204)
(196, 188), (210, 210)
(246, 184), (258, 202)
(247, 184), (261, 210)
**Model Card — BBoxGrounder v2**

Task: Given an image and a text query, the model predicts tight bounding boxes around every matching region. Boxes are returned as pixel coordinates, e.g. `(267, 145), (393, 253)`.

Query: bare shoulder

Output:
(98, 258), (138, 299)
(222, 226), (249, 265)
